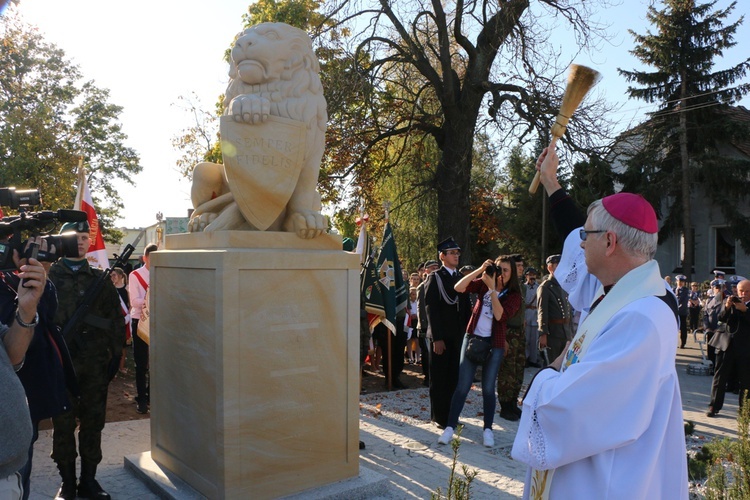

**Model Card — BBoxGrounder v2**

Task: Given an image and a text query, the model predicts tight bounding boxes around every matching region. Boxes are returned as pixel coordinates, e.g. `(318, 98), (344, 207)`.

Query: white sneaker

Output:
(483, 428), (494, 447)
(438, 426), (454, 445)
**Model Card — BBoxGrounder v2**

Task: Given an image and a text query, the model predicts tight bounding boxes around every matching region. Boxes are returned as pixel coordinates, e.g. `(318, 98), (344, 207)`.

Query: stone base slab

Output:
(125, 452), (390, 500)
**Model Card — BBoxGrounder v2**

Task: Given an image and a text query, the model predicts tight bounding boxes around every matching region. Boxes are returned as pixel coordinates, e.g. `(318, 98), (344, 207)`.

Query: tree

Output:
(568, 155), (615, 211)
(323, 0), (616, 263)
(0, 10), (142, 241)
(494, 144), (566, 270)
(171, 93), (222, 179)
(618, 0), (750, 279)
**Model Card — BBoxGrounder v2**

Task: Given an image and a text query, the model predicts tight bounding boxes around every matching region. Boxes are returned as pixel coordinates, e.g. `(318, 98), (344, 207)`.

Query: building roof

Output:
(724, 105), (750, 157)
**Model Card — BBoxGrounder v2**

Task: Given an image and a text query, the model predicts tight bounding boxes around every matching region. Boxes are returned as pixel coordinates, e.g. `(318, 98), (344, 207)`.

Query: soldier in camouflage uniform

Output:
(48, 221), (124, 500)
(496, 255), (527, 421)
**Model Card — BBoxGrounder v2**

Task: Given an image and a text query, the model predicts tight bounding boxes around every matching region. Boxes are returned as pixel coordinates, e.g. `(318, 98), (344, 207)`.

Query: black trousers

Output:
(428, 335), (462, 427)
(710, 346), (750, 411)
(689, 308), (700, 331)
(418, 333), (430, 381)
(679, 314), (688, 347)
(131, 319), (150, 405)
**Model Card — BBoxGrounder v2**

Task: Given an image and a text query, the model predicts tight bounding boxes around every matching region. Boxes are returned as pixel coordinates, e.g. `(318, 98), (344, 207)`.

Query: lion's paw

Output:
(188, 212), (218, 232)
(283, 210), (328, 239)
(229, 94), (271, 124)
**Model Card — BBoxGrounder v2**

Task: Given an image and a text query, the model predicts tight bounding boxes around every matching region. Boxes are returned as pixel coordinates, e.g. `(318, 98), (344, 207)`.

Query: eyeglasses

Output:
(579, 229), (607, 241)
(444, 250), (461, 256)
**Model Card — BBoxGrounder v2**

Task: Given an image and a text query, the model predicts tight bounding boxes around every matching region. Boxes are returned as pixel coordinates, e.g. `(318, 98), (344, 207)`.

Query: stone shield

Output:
(220, 115), (307, 230)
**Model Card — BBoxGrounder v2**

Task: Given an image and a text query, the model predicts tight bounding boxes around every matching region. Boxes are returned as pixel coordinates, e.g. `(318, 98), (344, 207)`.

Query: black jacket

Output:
(0, 272), (78, 422)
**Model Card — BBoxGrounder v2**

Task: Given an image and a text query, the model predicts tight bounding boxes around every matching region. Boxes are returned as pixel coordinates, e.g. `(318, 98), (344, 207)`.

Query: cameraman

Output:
(0, 246), (47, 500)
(0, 238), (77, 500)
(48, 221), (124, 500)
(707, 279), (750, 417)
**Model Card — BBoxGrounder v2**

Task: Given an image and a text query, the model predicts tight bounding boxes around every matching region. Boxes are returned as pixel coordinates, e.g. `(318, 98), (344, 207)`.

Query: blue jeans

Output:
(446, 335), (505, 430)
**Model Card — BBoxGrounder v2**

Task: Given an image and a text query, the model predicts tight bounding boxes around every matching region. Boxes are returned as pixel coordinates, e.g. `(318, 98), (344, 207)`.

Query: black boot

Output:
(77, 461), (111, 499)
(55, 462), (77, 500)
(499, 401), (520, 421)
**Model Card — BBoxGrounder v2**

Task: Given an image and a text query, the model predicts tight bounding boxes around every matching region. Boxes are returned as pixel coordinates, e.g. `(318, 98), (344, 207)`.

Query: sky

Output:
(13, 0), (750, 229)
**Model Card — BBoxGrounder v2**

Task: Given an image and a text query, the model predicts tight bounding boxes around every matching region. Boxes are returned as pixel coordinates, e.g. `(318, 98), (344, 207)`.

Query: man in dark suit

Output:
(416, 259), (440, 386)
(707, 279), (750, 416)
(674, 275), (690, 348)
(424, 237), (470, 429)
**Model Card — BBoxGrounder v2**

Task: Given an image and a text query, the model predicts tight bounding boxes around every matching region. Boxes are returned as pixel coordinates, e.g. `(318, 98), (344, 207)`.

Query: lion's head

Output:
(224, 23), (323, 113)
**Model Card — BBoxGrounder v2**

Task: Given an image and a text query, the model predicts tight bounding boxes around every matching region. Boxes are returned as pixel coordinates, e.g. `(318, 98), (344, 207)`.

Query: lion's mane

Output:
(223, 24), (327, 137)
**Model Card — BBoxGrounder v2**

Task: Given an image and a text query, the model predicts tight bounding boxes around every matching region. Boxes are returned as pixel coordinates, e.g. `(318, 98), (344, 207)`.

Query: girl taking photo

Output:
(438, 255), (522, 447)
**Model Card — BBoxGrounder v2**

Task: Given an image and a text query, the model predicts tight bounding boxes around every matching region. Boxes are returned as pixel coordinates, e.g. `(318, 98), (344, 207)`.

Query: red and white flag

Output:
(74, 157), (109, 269)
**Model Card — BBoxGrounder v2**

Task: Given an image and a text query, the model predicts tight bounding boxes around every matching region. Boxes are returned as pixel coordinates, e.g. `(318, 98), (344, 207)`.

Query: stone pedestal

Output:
(147, 232), (360, 499)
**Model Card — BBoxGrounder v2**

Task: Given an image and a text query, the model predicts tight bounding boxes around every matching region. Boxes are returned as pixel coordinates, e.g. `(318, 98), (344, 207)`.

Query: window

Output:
(714, 226), (736, 272)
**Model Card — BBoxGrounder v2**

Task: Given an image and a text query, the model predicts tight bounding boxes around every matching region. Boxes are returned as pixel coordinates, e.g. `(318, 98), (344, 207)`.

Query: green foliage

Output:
(699, 396), (750, 498)
(0, 10), (142, 241)
(685, 419), (696, 436)
(432, 426), (478, 500)
(617, 0), (750, 266)
(367, 136), (439, 272)
(494, 144), (566, 271)
(568, 155), (615, 211)
(244, 0), (327, 29)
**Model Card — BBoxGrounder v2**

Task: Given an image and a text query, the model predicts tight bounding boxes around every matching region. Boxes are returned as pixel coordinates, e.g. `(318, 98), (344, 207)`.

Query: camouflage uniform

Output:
(48, 259), (124, 470)
(497, 282), (526, 416)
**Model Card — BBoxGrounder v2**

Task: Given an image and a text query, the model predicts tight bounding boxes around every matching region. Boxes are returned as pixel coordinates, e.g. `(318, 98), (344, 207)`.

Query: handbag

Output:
(465, 334), (492, 365)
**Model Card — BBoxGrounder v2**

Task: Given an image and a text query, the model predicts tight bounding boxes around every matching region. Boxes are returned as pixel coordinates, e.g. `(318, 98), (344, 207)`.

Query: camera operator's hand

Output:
(735, 301), (747, 313)
(2, 257), (45, 365)
(16, 257), (46, 319)
(13, 236), (55, 272)
(726, 296), (737, 310)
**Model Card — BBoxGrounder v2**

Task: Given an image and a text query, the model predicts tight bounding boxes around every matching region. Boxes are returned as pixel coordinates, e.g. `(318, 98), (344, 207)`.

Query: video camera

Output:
(0, 186), (87, 271)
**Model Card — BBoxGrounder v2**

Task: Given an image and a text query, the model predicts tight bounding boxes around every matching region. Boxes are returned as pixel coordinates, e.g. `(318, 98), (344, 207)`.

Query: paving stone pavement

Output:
(27, 334), (737, 499)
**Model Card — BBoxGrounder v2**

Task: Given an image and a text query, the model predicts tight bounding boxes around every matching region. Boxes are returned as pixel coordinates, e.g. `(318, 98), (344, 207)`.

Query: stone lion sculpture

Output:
(188, 22), (328, 239)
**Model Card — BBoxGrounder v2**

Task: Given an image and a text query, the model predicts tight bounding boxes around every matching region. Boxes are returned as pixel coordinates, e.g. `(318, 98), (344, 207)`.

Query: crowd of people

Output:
(359, 146), (750, 498)
(0, 219), (155, 500)
(3, 150), (749, 500)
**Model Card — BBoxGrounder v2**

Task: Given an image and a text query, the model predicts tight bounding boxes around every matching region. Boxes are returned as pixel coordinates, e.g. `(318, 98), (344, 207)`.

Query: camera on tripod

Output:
(0, 186), (87, 271)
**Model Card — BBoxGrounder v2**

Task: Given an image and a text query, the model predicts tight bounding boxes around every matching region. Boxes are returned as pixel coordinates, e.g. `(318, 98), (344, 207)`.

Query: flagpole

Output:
(74, 156), (85, 210)
(384, 201), (392, 391)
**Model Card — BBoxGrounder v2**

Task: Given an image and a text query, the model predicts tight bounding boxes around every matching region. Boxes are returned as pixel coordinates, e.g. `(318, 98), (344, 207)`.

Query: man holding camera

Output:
(707, 279), (750, 417)
(48, 221), (124, 500)
(0, 251), (47, 500)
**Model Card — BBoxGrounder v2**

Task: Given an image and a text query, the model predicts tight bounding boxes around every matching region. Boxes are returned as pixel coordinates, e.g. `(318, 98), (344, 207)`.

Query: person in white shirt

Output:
(128, 243), (157, 414)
